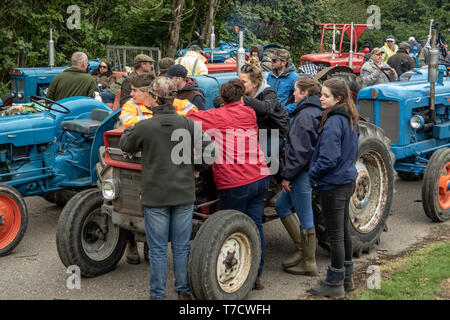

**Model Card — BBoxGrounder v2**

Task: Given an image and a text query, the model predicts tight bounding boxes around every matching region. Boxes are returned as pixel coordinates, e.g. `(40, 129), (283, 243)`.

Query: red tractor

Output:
(300, 23), (371, 74)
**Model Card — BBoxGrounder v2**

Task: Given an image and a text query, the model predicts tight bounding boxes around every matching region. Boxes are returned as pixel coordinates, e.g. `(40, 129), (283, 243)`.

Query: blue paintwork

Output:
(0, 96), (113, 197)
(192, 72), (238, 109)
(6, 59), (100, 104)
(357, 66), (450, 175)
(175, 42), (282, 63)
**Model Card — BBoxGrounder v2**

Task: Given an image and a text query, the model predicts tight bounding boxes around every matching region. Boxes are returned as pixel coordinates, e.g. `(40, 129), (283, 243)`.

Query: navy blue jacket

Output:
(309, 107), (359, 191)
(281, 95), (322, 181)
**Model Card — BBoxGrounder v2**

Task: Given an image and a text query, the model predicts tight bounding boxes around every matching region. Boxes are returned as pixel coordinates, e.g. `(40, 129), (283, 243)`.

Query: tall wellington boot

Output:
(284, 227), (317, 276)
(280, 213), (303, 269)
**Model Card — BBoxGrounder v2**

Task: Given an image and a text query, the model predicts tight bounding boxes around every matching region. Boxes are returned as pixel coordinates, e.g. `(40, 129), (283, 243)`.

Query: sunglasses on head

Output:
(241, 64), (253, 72)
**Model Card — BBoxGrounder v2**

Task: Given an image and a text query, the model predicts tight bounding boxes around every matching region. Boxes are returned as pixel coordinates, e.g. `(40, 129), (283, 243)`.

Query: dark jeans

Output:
(319, 182), (356, 269)
(219, 176), (271, 276)
(100, 91), (115, 103)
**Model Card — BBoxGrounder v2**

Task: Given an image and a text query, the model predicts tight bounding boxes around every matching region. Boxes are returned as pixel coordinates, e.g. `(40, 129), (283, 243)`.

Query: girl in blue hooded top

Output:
(275, 77), (322, 277)
(309, 78), (359, 299)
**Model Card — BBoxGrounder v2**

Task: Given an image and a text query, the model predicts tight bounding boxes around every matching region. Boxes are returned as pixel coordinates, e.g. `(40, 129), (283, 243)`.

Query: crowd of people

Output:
(113, 49), (359, 300)
(45, 31), (448, 300)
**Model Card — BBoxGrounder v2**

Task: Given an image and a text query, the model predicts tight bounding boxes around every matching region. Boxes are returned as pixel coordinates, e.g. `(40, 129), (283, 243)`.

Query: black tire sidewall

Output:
(189, 210), (261, 300)
(58, 189), (127, 277)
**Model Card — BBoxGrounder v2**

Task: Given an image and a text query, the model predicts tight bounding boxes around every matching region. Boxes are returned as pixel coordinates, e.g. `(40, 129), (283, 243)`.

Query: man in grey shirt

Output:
(360, 47), (398, 88)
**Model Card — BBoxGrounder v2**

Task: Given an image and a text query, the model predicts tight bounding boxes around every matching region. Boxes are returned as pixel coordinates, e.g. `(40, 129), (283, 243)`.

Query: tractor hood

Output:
(358, 76), (450, 106)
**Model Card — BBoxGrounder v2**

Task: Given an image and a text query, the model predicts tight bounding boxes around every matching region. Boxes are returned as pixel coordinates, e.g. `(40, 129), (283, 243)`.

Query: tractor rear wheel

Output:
(0, 184), (28, 256)
(314, 122), (394, 257)
(188, 210), (261, 300)
(422, 148), (450, 222)
(56, 188), (127, 277)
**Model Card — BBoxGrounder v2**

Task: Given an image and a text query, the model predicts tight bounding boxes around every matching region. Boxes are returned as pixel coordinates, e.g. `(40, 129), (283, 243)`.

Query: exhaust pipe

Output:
(348, 22), (354, 69)
(210, 25), (215, 63)
(49, 29), (55, 69)
(237, 29), (245, 76)
(429, 23), (439, 123)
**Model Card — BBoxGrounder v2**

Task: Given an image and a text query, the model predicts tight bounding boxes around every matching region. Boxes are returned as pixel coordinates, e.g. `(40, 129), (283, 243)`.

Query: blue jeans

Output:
(219, 176), (270, 276)
(143, 203), (194, 300)
(275, 170), (314, 229)
(100, 91), (115, 103)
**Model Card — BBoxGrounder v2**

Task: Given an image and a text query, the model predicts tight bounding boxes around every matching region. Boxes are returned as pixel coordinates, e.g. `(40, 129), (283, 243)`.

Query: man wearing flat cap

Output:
(388, 42), (416, 77)
(120, 54), (155, 106)
(360, 47), (397, 88)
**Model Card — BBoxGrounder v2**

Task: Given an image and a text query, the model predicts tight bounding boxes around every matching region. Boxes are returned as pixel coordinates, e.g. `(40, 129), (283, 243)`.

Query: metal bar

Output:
(0, 167), (52, 178)
(5, 173), (53, 187)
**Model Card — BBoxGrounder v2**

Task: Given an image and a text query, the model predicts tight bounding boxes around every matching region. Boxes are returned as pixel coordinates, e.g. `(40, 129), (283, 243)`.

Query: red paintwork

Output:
(300, 23), (372, 74)
(104, 129), (142, 171)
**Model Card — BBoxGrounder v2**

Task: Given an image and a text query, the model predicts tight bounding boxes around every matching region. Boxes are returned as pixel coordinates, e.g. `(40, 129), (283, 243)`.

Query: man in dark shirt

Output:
(46, 51), (98, 101)
(166, 64), (206, 110)
(119, 54), (155, 106)
(388, 42), (416, 77)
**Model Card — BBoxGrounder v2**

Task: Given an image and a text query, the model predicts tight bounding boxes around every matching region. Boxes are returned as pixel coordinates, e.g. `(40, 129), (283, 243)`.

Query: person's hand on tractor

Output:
(281, 179), (291, 192)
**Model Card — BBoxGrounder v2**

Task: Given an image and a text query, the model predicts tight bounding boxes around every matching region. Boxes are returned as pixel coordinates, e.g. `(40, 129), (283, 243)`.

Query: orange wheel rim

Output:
(0, 194), (21, 250)
(438, 162), (450, 210)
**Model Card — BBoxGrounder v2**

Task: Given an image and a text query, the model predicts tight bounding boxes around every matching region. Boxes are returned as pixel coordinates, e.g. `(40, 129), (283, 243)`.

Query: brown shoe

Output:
(125, 240), (140, 264)
(253, 276), (264, 290)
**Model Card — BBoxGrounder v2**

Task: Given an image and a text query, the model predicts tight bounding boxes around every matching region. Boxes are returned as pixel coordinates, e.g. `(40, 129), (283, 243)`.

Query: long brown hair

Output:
(318, 78), (359, 133)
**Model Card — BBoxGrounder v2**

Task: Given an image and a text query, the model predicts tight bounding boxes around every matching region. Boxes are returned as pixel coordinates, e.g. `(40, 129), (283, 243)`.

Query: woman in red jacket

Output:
(187, 80), (270, 289)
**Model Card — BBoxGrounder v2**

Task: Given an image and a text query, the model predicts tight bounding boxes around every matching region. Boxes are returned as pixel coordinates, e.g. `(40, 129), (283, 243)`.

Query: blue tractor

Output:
(1, 60), (100, 108)
(358, 59), (450, 223)
(0, 96), (115, 256)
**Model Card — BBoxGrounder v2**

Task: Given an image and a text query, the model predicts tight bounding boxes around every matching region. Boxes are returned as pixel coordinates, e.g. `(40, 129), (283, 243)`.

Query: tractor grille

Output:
(358, 99), (374, 123)
(106, 134), (141, 165)
(112, 166), (143, 217)
(379, 100), (399, 144)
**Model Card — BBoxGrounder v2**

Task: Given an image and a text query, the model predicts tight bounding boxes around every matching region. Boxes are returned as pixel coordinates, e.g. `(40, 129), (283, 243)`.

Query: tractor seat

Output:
(61, 108), (111, 135)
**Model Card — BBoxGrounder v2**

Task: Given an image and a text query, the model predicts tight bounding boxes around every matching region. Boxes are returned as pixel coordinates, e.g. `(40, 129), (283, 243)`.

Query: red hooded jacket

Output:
(187, 101), (269, 190)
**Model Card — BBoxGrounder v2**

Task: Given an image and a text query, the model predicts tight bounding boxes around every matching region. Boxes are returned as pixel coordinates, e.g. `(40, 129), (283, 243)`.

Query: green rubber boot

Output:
(280, 213), (303, 269)
(284, 227), (317, 276)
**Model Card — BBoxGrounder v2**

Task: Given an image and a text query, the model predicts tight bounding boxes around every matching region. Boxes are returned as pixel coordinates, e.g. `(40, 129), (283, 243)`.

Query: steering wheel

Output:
(29, 96), (70, 114)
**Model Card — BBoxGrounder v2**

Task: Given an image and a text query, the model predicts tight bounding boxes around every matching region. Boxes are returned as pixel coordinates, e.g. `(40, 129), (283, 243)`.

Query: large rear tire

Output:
(189, 210), (261, 300)
(56, 188), (127, 277)
(0, 184), (28, 256)
(314, 122), (394, 257)
(422, 148), (450, 222)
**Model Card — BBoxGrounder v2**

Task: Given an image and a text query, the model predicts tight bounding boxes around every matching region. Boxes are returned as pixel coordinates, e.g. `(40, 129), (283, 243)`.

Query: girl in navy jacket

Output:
(309, 78), (359, 299)
(275, 77), (322, 276)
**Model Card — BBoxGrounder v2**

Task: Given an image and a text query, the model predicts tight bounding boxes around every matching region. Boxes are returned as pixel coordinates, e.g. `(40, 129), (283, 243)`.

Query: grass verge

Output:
(348, 241), (450, 300)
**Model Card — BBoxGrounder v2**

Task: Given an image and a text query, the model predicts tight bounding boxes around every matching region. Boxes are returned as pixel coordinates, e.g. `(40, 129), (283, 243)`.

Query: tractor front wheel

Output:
(0, 184), (28, 256)
(56, 188), (128, 277)
(422, 148), (450, 222)
(188, 210), (261, 300)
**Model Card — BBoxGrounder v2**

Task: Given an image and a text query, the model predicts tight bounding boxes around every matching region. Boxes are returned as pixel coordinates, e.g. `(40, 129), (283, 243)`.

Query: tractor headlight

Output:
(410, 115), (425, 129)
(17, 91), (23, 99)
(102, 179), (119, 200)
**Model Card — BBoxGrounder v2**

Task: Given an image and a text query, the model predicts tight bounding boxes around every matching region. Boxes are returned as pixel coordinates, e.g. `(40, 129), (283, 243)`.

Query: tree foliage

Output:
(0, 0), (448, 95)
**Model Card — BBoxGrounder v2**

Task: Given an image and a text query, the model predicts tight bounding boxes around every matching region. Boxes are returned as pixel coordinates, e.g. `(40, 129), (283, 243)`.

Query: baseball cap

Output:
(149, 76), (178, 99)
(371, 47), (383, 55)
(269, 48), (290, 61)
(166, 64), (188, 78)
(408, 36), (416, 42)
(189, 45), (203, 53)
(398, 42), (410, 50)
(386, 35), (396, 42)
(134, 54), (155, 64)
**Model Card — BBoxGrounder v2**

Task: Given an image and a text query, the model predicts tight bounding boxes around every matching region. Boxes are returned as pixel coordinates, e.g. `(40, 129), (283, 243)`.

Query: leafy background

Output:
(0, 0), (448, 96)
